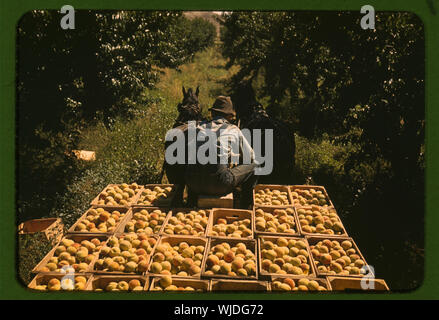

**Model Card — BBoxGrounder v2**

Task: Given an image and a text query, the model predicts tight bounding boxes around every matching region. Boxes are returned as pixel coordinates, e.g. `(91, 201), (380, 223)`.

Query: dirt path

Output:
(155, 47), (238, 116)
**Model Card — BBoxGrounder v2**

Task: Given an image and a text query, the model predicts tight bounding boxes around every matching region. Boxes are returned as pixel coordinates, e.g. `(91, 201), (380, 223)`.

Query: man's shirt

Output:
(188, 116), (255, 166)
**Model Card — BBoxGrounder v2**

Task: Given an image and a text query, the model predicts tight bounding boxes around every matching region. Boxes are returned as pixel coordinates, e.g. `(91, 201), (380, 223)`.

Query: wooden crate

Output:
(91, 233), (159, 275)
(161, 208), (212, 238)
(327, 276), (389, 291)
(67, 207), (131, 235)
(32, 234), (108, 274)
(253, 184), (293, 208)
(148, 235), (209, 279)
(121, 207), (171, 235)
(28, 273), (92, 291)
(71, 150), (96, 161)
(90, 184), (143, 207)
(18, 218), (64, 244)
(306, 235), (374, 278)
(270, 276), (331, 292)
(253, 206), (300, 237)
(198, 193), (233, 208)
(289, 185), (334, 208)
(258, 235), (316, 279)
(86, 274), (149, 291)
(207, 208), (254, 239)
(133, 184), (176, 207)
(202, 237), (258, 280)
(149, 276), (210, 292)
(211, 279), (269, 292)
(295, 206), (348, 237)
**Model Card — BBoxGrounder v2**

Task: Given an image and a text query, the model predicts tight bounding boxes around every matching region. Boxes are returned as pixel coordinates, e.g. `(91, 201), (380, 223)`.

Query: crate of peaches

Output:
(28, 273), (91, 291)
(254, 207), (299, 236)
(162, 209), (211, 237)
(134, 184), (176, 206)
(32, 235), (106, 274)
(149, 276), (210, 292)
(90, 183), (142, 207)
(307, 236), (373, 277)
(202, 238), (258, 280)
(92, 233), (157, 274)
(148, 236), (208, 278)
(290, 185), (333, 208)
(270, 276), (330, 292)
(258, 236), (315, 278)
(207, 208), (253, 239)
(68, 207), (130, 234)
(296, 205), (348, 237)
(123, 207), (170, 235)
(87, 275), (149, 292)
(253, 185), (293, 207)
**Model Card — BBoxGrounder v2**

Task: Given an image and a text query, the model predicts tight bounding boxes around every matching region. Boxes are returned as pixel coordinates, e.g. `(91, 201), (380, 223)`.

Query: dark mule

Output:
(163, 86), (205, 206)
(231, 83), (296, 185)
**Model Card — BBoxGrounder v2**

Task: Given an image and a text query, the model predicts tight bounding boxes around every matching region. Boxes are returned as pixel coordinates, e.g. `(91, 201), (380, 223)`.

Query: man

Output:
(185, 96), (259, 208)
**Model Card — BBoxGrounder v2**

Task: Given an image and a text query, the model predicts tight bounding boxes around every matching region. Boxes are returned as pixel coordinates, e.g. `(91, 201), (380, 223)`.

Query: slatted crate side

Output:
(294, 206), (348, 237)
(86, 274), (149, 291)
(257, 235), (316, 279)
(210, 279), (269, 292)
(149, 276), (210, 292)
(32, 234), (109, 274)
(253, 184), (294, 208)
(67, 206), (132, 235)
(306, 235), (374, 278)
(18, 218), (65, 245)
(253, 206), (300, 237)
(198, 193), (234, 209)
(201, 237), (258, 281)
(162, 208), (212, 238)
(147, 235), (209, 279)
(133, 184), (176, 207)
(28, 272), (92, 291)
(207, 208), (254, 240)
(289, 185), (334, 208)
(327, 276), (389, 291)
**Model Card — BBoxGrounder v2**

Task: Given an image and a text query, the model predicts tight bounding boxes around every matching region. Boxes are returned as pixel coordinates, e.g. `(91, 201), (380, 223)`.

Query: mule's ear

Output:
(182, 86), (187, 97)
(195, 86), (200, 97)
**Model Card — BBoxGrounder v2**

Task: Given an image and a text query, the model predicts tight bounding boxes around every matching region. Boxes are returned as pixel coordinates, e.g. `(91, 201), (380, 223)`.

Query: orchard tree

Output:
(17, 10), (216, 220)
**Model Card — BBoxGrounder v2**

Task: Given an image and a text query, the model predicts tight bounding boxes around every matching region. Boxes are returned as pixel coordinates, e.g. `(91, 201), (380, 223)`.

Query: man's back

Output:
(184, 96), (259, 208)
(188, 116), (254, 168)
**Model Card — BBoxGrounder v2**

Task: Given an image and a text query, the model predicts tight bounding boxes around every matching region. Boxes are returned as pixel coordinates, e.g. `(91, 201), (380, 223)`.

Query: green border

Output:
(1, 0), (437, 300)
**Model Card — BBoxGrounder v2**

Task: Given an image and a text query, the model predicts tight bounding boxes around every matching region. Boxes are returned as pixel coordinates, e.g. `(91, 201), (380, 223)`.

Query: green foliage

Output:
(17, 10), (216, 223)
(18, 233), (53, 285)
(173, 17), (217, 61)
(295, 134), (350, 184)
(222, 11), (424, 289)
(17, 15), (223, 284)
(52, 48), (230, 228)
(155, 47), (239, 116)
(222, 12), (424, 152)
(55, 94), (175, 228)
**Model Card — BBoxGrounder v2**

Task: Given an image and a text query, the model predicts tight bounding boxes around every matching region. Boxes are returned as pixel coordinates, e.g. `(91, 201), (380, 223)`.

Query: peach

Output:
(283, 278), (296, 289)
(129, 279), (142, 290)
(224, 250), (235, 263)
